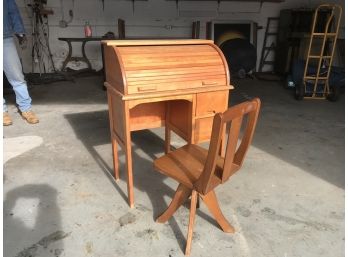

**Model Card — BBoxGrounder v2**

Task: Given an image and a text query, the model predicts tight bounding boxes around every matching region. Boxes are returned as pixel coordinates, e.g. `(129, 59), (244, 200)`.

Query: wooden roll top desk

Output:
(102, 39), (233, 207)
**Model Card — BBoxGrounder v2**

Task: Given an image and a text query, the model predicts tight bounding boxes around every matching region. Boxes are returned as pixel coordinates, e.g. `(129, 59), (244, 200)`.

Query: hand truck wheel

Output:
(327, 85), (340, 102)
(294, 82), (304, 101)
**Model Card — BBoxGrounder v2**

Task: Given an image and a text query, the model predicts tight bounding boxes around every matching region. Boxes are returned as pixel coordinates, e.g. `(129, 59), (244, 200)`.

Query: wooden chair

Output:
(154, 98), (261, 255)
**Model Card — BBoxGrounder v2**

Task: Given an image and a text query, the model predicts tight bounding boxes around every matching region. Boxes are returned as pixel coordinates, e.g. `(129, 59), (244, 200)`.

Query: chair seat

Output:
(154, 144), (224, 189)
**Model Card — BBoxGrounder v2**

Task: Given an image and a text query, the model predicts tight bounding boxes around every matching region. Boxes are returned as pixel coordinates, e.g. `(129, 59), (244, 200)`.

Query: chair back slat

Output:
(195, 113), (224, 194)
(221, 116), (243, 182)
(233, 106), (259, 166)
(195, 98), (261, 194)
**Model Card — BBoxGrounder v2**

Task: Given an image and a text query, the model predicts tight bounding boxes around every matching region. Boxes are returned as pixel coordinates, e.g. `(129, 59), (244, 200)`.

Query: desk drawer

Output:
(196, 91), (227, 117)
(126, 76), (226, 95)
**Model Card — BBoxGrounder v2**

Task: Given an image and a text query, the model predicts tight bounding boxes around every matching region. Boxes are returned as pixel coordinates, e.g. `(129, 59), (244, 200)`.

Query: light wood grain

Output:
(104, 40), (232, 208)
(154, 98), (261, 255)
(194, 117), (215, 143)
(200, 191), (234, 233)
(102, 39), (214, 46)
(103, 46), (126, 94)
(156, 183), (191, 223)
(185, 190), (198, 256)
(196, 91), (228, 116)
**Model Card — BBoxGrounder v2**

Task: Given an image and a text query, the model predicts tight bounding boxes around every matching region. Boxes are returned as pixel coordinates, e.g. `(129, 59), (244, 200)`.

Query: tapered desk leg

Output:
(165, 125), (171, 154)
(165, 102), (171, 154)
(107, 92), (120, 181)
(125, 140), (134, 208)
(124, 103), (134, 208)
(111, 136), (119, 180)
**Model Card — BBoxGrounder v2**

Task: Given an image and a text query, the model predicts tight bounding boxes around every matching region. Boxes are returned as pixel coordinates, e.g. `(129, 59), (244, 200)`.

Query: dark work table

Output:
(58, 37), (104, 71)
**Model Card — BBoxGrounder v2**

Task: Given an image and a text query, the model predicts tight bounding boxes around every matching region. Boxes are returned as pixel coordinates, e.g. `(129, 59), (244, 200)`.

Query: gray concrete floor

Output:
(3, 75), (344, 257)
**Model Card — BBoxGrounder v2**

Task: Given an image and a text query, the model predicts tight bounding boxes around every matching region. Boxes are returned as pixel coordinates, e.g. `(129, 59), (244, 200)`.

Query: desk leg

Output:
(61, 40), (72, 71)
(112, 136), (119, 180)
(165, 102), (172, 154)
(82, 41), (93, 70)
(165, 125), (171, 154)
(107, 92), (120, 180)
(190, 98), (196, 144)
(125, 132), (134, 208)
(124, 103), (134, 208)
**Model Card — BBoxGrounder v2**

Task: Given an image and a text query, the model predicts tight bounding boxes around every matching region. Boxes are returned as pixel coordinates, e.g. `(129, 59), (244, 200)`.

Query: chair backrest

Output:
(196, 98), (261, 195)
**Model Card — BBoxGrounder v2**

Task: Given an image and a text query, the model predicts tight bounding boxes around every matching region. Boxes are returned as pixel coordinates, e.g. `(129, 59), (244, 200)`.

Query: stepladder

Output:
(258, 17), (279, 72)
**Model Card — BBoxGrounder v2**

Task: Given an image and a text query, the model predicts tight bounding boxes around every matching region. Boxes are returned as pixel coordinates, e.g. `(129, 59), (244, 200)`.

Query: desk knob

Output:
(202, 81), (218, 86)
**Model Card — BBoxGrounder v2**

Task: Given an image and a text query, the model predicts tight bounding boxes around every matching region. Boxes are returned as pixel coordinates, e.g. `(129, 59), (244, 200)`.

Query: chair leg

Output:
(156, 183), (191, 223)
(196, 197), (200, 209)
(201, 190), (235, 233)
(185, 190), (198, 256)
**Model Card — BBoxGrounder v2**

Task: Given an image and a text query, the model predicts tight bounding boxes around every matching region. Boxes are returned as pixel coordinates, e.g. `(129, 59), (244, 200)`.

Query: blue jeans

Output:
(3, 37), (32, 112)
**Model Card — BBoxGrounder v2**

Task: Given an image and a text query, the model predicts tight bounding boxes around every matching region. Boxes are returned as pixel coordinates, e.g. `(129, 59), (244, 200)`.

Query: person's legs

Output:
(4, 97), (13, 126)
(3, 37), (32, 112)
(4, 81), (12, 125)
(3, 111), (12, 126)
(3, 98), (8, 112)
(3, 37), (38, 124)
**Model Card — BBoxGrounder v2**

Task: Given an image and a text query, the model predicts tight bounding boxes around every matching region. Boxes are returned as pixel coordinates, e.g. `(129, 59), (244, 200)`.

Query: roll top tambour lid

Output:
(103, 40), (229, 95)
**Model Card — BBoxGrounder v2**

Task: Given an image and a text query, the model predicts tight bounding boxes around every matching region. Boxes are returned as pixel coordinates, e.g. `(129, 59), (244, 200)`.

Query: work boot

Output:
(3, 112), (13, 126)
(21, 110), (39, 124)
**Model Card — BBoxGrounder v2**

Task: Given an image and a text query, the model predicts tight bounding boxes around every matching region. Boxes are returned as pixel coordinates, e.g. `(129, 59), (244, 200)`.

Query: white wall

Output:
(16, 0), (345, 73)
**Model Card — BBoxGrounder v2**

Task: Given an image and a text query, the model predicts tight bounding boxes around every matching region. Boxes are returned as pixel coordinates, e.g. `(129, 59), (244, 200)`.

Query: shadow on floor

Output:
(4, 184), (68, 257)
(4, 75), (107, 107)
(6, 74), (343, 188)
(229, 78), (345, 189)
(64, 110), (222, 253)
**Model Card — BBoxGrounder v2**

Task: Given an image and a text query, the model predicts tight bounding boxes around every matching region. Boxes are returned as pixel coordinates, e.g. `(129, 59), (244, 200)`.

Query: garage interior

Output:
(3, 0), (345, 257)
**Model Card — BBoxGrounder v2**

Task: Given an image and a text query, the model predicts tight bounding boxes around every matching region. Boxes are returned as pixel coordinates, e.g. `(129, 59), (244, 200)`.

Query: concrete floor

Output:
(3, 75), (344, 257)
